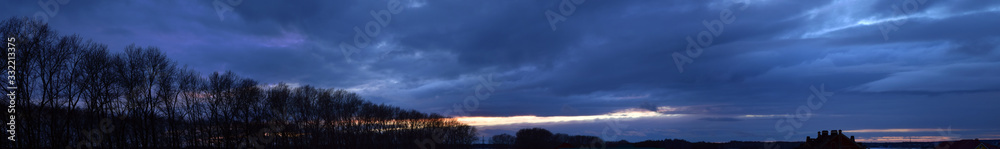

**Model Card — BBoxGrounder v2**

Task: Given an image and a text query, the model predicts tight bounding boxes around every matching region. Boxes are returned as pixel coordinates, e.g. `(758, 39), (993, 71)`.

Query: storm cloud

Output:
(3, 0), (999, 142)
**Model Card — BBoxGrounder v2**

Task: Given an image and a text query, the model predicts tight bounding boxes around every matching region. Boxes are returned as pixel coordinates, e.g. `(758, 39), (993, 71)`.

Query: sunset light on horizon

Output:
(2, 0), (999, 148)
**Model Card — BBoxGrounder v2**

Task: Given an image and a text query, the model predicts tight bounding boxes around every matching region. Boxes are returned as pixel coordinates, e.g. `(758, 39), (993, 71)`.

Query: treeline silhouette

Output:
(485, 127), (604, 149)
(1, 17), (476, 148)
(485, 127), (810, 149)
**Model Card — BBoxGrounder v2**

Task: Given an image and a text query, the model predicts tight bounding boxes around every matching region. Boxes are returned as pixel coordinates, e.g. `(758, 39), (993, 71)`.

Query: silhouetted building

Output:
(796, 130), (867, 149)
(936, 139), (1000, 149)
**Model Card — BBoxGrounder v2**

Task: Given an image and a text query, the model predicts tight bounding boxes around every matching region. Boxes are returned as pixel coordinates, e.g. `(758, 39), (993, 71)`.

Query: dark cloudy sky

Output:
(4, 0), (999, 142)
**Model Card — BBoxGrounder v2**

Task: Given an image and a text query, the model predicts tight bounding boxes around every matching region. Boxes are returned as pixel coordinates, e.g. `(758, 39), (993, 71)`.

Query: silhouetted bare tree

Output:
(0, 17), (480, 149)
(491, 133), (515, 148)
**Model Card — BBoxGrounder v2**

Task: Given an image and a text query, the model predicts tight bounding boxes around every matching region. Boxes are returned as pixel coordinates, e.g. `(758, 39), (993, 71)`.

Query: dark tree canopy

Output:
(0, 17), (477, 149)
(515, 127), (554, 149)
(491, 133), (515, 145)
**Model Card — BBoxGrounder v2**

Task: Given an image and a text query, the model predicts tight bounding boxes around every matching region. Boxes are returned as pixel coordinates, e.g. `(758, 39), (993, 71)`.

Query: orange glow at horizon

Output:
(455, 108), (683, 126)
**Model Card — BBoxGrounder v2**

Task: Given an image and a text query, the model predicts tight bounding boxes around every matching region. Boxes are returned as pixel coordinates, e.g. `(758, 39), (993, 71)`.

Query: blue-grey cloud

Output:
(4, 0), (999, 142)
